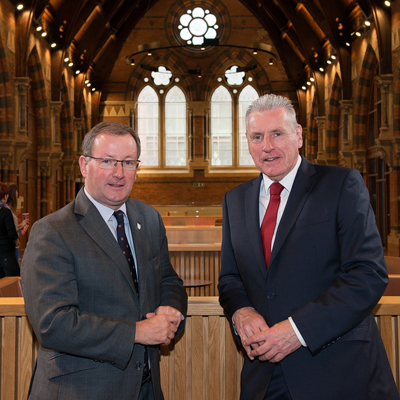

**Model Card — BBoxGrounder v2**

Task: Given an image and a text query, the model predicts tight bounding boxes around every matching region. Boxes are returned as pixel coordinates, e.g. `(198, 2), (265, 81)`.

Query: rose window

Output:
(178, 7), (218, 45)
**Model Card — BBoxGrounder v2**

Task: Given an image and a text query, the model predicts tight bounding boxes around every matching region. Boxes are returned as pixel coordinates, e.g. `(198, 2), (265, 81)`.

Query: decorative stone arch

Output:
(307, 91), (318, 162)
(0, 31), (12, 138)
(125, 50), (196, 101)
(202, 48), (271, 101)
(353, 44), (378, 151)
(60, 73), (74, 159)
(325, 73), (342, 163)
(27, 45), (51, 152)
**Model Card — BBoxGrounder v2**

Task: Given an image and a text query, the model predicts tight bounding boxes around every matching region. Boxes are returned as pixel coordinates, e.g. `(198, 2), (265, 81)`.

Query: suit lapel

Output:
(269, 157), (317, 268)
(245, 174), (269, 280)
(126, 200), (146, 307)
(74, 189), (138, 299)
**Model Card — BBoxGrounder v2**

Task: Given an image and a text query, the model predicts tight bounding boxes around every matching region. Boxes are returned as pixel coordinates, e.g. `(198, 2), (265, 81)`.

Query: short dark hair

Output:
(0, 182), (9, 200)
(245, 94), (298, 133)
(81, 122), (141, 159)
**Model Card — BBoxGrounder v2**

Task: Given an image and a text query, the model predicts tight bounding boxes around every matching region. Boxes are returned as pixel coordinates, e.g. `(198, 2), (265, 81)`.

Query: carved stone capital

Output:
(14, 77), (31, 95)
(375, 74), (394, 93)
(50, 101), (63, 117)
(339, 99), (353, 115)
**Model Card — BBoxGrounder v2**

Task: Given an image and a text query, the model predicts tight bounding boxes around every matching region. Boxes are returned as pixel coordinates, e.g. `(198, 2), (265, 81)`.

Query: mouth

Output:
(263, 157), (279, 162)
(109, 183), (124, 188)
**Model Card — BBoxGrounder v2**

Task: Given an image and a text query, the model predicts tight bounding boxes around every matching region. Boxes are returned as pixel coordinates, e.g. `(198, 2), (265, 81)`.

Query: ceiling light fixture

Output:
(302, 86), (307, 91)
(36, 26), (42, 32)
(356, 31), (361, 37)
(75, 70), (80, 75)
(385, 1), (391, 6)
(319, 67), (324, 72)
(269, 58), (273, 65)
(41, 31), (47, 37)
(16, 4), (23, 10)
(51, 43), (57, 48)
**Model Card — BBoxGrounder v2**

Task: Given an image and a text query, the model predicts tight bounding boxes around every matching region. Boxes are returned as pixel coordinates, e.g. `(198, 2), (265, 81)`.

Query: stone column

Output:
(50, 101), (63, 144)
(315, 116), (327, 164)
(338, 99), (353, 168)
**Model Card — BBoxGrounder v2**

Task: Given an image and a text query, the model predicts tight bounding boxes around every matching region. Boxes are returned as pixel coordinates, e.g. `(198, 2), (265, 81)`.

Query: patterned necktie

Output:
(261, 182), (284, 268)
(113, 211), (149, 376)
(113, 211), (138, 293)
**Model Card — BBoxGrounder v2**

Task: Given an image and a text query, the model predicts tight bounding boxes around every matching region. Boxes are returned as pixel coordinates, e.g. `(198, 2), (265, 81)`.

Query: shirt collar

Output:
(84, 186), (127, 222)
(262, 155), (302, 194)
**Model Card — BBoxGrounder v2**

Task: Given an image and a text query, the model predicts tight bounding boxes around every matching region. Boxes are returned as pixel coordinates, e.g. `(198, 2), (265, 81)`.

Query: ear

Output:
(296, 124), (303, 148)
(78, 155), (88, 178)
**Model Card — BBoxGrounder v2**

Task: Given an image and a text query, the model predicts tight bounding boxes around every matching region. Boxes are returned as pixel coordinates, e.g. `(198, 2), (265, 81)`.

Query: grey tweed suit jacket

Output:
(21, 188), (187, 400)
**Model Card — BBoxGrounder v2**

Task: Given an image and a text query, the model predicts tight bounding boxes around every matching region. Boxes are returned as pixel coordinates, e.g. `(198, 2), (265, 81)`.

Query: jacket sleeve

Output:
(291, 169), (388, 354)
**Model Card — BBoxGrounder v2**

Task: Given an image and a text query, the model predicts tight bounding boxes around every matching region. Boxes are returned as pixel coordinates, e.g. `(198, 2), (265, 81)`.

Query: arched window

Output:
(165, 86), (187, 166)
(211, 86), (232, 166)
(238, 85), (258, 166)
(137, 86), (159, 166)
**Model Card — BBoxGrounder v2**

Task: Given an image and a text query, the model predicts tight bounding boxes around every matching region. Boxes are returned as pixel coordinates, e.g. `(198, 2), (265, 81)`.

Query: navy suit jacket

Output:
(219, 157), (399, 400)
(22, 188), (187, 400)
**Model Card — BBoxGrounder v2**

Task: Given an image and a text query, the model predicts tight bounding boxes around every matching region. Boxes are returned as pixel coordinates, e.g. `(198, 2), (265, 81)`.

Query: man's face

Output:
(246, 108), (303, 181)
(79, 133), (138, 210)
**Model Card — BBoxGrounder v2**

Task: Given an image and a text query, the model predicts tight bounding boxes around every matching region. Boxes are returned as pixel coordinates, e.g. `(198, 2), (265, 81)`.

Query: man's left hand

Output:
(243, 319), (301, 362)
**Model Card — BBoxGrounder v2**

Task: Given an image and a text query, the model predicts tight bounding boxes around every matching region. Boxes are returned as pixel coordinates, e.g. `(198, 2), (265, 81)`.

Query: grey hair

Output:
(245, 94), (298, 133)
(81, 122), (141, 159)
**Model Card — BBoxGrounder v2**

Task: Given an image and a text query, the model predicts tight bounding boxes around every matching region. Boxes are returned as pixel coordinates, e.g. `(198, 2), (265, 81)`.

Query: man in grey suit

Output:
(21, 122), (187, 400)
(218, 94), (399, 399)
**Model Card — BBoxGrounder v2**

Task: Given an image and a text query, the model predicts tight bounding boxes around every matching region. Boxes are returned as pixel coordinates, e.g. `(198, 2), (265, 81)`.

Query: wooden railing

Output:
(2, 297), (400, 400)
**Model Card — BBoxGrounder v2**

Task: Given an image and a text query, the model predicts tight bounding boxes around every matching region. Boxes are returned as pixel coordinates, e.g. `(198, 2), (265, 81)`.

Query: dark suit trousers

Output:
(264, 364), (292, 400)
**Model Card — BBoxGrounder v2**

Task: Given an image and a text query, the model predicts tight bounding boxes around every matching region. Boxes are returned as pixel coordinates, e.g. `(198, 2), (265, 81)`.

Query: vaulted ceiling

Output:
(10, 0), (392, 111)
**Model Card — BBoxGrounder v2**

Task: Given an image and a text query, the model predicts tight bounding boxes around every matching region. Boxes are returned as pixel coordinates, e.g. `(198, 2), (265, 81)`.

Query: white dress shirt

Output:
(84, 188), (139, 279)
(259, 155), (307, 347)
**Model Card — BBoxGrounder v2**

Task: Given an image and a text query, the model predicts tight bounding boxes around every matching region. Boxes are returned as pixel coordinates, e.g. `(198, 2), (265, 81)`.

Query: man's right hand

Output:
(135, 313), (180, 346)
(233, 307), (269, 359)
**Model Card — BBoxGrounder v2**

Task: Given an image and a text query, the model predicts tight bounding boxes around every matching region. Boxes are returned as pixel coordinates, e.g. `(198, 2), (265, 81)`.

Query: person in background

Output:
(0, 182), (20, 277)
(218, 94), (399, 400)
(21, 122), (187, 400)
(7, 184), (29, 261)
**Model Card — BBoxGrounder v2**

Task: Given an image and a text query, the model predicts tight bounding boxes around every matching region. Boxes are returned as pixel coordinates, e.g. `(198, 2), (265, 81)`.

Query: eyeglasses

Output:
(84, 155), (140, 171)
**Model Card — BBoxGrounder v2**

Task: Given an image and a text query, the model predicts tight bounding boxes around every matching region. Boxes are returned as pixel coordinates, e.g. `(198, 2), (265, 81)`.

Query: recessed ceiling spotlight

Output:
(385, 1), (391, 7)
(319, 67), (324, 72)
(64, 57), (69, 62)
(356, 32), (361, 37)
(41, 31), (47, 37)
(327, 60), (332, 64)
(302, 86), (307, 91)
(346, 42), (351, 47)
(75, 70), (80, 75)
(51, 43), (57, 48)
(331, 55), (336, 60)
(310, 77), (315, 82)
(365, 20), (371, 27)
(17, 4), (24, 10)
(36, 26), (42, 32)
(68, 62), (73, 67)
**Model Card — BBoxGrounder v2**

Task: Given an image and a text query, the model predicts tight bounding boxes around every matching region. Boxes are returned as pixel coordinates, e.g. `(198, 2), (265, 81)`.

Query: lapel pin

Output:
(137, 223), (141, 230)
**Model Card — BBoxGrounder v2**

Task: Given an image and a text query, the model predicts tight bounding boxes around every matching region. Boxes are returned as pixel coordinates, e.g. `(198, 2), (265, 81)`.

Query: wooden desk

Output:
(183, 279), (212, 288)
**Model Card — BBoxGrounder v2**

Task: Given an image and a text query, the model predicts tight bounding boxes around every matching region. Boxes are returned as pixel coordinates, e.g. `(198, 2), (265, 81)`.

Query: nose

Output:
(112, 161), (125, 177)
(262, 135), (273, 152)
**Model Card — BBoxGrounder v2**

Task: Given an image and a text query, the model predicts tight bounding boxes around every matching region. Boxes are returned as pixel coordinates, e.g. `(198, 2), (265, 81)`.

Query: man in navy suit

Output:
(218, 94), (399, 399)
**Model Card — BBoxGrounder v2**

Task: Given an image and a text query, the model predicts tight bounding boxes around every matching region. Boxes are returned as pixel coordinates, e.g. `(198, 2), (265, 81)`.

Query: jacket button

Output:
(267, 292), (275, 299)
(135, 362), (142, 370)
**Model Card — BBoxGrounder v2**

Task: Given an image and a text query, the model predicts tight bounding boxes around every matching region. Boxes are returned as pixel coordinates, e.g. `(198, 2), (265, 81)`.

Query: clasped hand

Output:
(135, 306), (182, 346)
(233, 307), (301, 362)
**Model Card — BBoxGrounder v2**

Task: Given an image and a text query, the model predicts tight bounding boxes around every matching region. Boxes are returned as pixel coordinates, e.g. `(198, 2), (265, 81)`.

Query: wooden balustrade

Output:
(1, 297), (400, 400)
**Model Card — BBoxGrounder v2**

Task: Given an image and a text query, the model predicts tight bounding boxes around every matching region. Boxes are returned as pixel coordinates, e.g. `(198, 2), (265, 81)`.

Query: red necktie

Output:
(261, 182), (284, 267)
